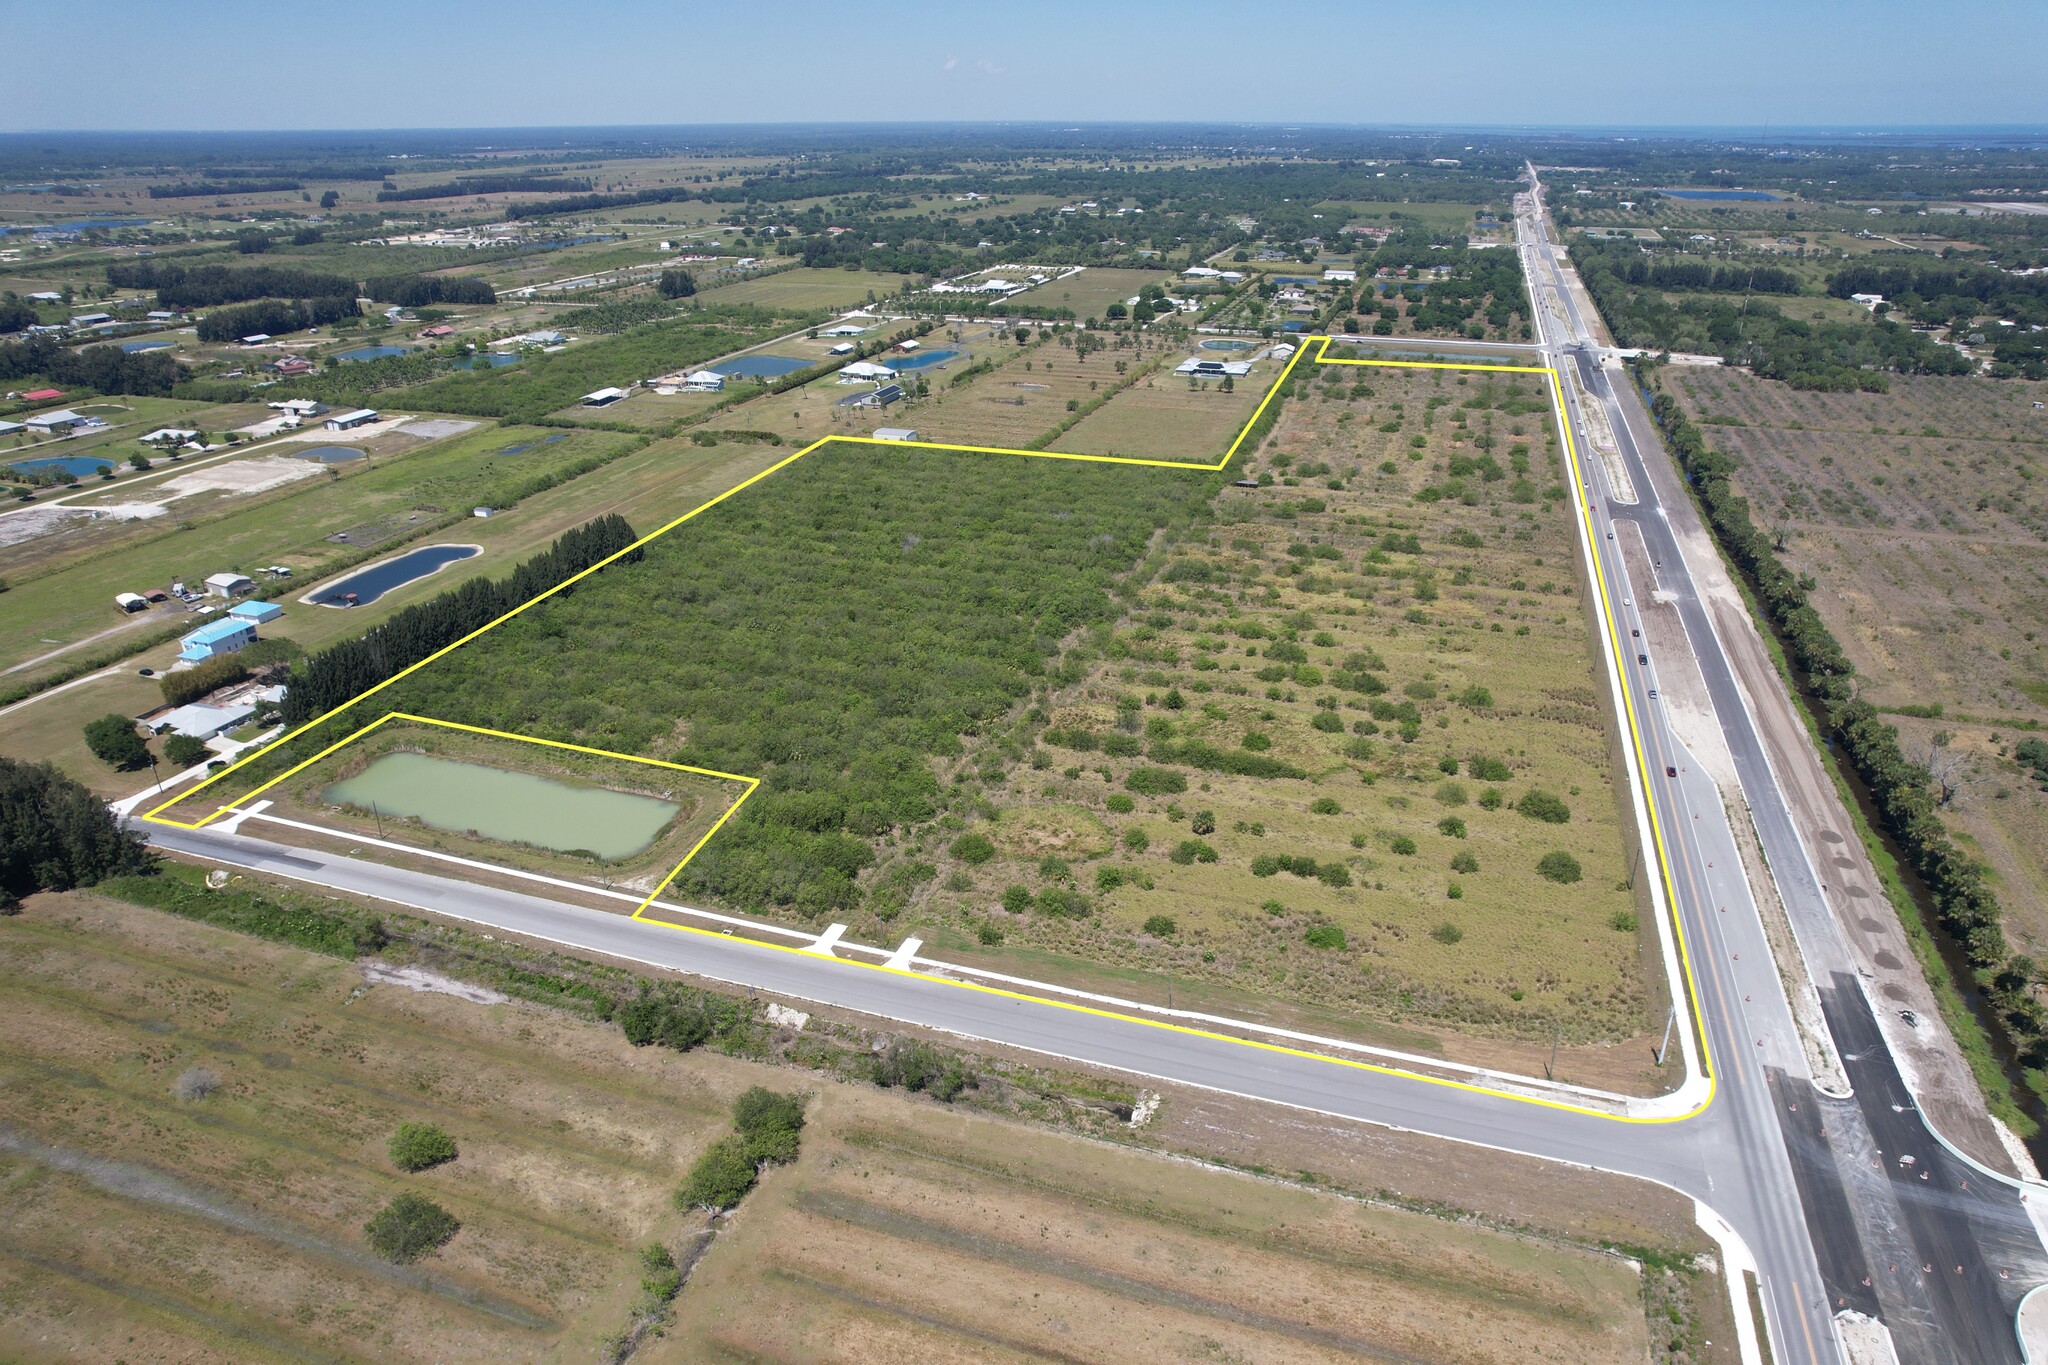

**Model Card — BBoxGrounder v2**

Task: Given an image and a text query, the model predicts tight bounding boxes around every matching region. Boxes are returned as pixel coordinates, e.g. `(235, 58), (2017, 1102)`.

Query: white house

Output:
(839, 360), (897, 383)
(152, 700), (256, 740)
(820, 323), (868, 337)
(682, 370), (725, 392)
(1850, 293), (1886, 308)
(828, 341), (856, 356)
(1182, 266), (1224, 279)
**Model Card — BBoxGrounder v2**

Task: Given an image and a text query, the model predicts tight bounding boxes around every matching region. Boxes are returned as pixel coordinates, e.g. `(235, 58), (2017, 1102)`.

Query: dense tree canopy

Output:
(0, 756), (152, 908)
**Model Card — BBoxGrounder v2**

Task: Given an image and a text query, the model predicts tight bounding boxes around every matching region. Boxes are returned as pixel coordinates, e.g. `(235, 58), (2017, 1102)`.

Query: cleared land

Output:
(703, 267), (903, 311)
(0, 888), (1715, 1365)
(1669, 365), (2048, 953)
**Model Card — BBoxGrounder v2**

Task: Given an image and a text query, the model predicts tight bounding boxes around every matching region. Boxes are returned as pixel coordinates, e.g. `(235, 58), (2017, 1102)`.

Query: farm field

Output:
(702, 267), (903, 311)
(0, 888), (1717, 1365)
(1, 430), (797, 793)
(1049, 349), (1279, 461)
(921, 361), (1654, 1073)
(1032, 265), (1178, 320)
(0, 422), (639, 677)
(1666, 365), (2048, 954)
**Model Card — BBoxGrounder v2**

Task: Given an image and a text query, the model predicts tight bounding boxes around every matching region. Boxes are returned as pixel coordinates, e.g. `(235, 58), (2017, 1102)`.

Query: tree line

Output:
(0, 757), (152, 909)
(107, 261), (357, 308)
(376, 175), (593, 202)
(1572, 239), (1800, 295)
(1830, 261), (2048, 329)
(195, 295), (359, 342)
(362, 274), (496, 307)
(278, 513), (644, 725)
(0, 335), (178, 396)
(147, 179), (302, 198)
(1642, 372), (2048, 1075)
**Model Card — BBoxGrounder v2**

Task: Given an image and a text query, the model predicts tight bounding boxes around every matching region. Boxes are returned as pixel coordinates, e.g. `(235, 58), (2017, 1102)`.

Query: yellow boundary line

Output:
(142, 335), (1716, 1124)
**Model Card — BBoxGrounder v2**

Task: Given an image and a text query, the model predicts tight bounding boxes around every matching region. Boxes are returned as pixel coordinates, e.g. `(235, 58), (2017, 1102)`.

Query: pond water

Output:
(288, 445), (366, 464)
(9, 455), (114, 478)
(334, 345), (411, 363)
(1660, 188), (1779, 201)
(1199, 338), (1254, 351)
(496, 433), (569, 456)
(888, 348), (962, 371)
(323, 751), (679, 860)
(452, 352), (520, 369)
(121, 340), (173, 352)
(310, 544), (479, 606)
(718, 354), (812, 378)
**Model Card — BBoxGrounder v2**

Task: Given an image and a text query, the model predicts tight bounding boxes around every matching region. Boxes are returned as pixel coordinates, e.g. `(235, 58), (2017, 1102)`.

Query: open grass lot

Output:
(923, 362), (1653, 1072)
(702, 267), (903, 312)
(0, 892), (725, 1362)
(1049, 350), (1280, 461)
(0, 888), (1720, 1365)
(1032, 265), (1178, 320)
(0, 422), (638, 677)
(662, 1101), (1652, 1365)
(1667, 365), (2048, 955)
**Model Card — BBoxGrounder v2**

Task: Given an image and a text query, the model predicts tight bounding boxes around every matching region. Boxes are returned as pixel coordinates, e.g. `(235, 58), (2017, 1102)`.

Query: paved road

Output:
(129, 190), (2048, 1365)
(1520, 174), (2045, 1362)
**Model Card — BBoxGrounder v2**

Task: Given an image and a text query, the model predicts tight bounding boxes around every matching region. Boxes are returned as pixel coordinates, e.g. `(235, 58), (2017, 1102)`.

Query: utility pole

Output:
(370, 801), (385, 839)
(1654, 1002), (1678, 1066)
(1545, 1021), (1561, 1081)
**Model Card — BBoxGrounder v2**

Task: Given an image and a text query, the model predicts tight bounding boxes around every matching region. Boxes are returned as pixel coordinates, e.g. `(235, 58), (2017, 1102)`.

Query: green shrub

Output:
(1189, 809), (1215, 835)
(98, 864), (384, 959)
(1477, 787), (1504, 810)
(1095, 865), (1124, 892)
(364, 1193), (459, 1263)
(948, 832), (996, 865)
(676, 1136), (757, 1211)
(1457, 685), (1493, 709)
(387, 1122), (458, 1172)
(1538, 850), (1583, 884)
(1303, 924), (1347, 950)
(1437, 816), (1467, 839)
(1104, 793), (1135, 813)
(162, 733), (211, 768)
(1142, 914), (1177, 937)
(1169, 839), (1217, 865)
(872, 1038), (970, 1100)
(1467, 755), (1512, 782)
(1518, 788), (1571, 823)
(1450, 850), (1479, 875)
(1316, 862), (1352, 888)
(1390, 836), (1417, 856)
(1430, 922), (1464, 945)
(1035, 886), (1090, 917)
(1609, 909), (1640, 932)
(1001, 884), (1032, 914)
(1309, 796), (1342, 815)
(1121, 827), (1149, 853)
(732, 1086), (805, 1165)
(1124, 765), (1187, 796)
(1241, 732), (1272, 751)
(618, 988), (747, 1052)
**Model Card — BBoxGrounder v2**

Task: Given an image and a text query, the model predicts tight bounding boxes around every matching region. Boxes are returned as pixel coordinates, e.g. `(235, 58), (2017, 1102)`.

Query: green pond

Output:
(323, 751), (680, 860)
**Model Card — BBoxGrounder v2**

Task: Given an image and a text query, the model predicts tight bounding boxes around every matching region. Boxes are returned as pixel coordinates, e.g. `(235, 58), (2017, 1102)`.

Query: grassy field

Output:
(913, 361), (1654, 1070)
(1668, 365), (2048, 956)
(1049, 350), (1279, 461)
(0, 888), (1719, 1364)
(702, 267), (903, 312)
(0, 422), (638, 676)
(0, 431), (799, 793)
(1032, 266), (1178, 320)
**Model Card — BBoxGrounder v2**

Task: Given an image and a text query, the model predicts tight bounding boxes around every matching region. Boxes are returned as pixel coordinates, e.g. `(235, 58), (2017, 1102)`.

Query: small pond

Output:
(718, 354), (812, 378)
(496, 433), (569, 456)
(288, 445), (366, 464)
(1199, 338), (1254, 351)
(887, 348), (962, 371)
(323, 751), (679, 860)
(333, 345), (411, 363)
(121, 340), (174, 353)
(9, 455), (114, 478)
(310, 544), (479, 606)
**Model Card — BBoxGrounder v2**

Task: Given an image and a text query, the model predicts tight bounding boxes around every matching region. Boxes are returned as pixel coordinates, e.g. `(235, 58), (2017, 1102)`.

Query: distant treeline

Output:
(107, 261), (356, 308)
(1829, 262), (2048, 328)
(195, 296), (358, 342)
(279, 514), (643, 725)
(376, 175), (593, 202)
(1570, 240), (1800, 295)
(202, 162), (392, 181)
(148, 179), (302, 198)
(0, 335), (178, 396)
(1571, 239), (1970, 390)
(1644, 376), (2048, 1080)
(363, 274), (496, 306)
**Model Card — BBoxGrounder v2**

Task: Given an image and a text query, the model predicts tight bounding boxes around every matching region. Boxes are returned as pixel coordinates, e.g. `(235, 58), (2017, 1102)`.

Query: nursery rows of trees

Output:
(1643, 373), (2048, 1074)
(1568, 239), (1800, 295)
(195, 295), (358, 342)
(0, 335), (179, 396)
(362, 274), (497, 307)
(106, 261), (356, 308)
(275, 447), (1216, 917)
(278, 513), (644, 725)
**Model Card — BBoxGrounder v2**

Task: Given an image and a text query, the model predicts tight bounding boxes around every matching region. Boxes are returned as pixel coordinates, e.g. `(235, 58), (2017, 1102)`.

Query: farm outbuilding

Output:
(227, 600), (283, 624)
(204, 572), (255, 597)
(325, 409), (378, 431)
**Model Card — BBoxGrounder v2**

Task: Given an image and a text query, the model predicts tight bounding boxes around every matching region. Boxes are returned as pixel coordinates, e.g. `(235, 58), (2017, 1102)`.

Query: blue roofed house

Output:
(178, 617), (257, 663)
(227, 600), (283, 625)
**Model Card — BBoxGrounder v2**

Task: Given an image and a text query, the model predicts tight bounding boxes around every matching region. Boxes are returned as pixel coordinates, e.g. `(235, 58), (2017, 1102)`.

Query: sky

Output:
(9, 0), (2048, 133)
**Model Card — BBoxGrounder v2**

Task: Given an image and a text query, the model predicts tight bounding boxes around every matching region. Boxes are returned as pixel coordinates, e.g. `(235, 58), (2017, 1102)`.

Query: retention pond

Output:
(307, 543), (478, 606)
(323, 751), (680, 859)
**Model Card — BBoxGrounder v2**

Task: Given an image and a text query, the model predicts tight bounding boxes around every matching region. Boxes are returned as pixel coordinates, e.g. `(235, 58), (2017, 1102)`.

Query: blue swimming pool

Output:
(311, 545), (480, 607)
(1661, 188), (1779, 201)
(1199, 339), (1254, 351)
(887, 348), (962, 371)
(334, 345), (411, 363)
(121, 340), (173, 353)
(718, 354), (812, 378)
(288, 445), (366, 464)
(8, 455), (114, 478)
